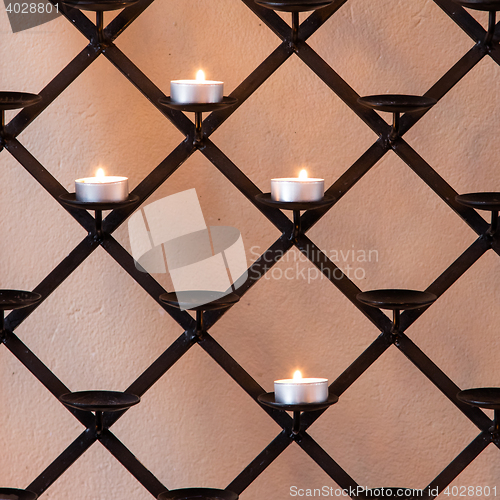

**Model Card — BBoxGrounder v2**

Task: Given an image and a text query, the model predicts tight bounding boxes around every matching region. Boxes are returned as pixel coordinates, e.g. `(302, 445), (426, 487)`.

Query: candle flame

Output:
(196, 69), (206, 81)
(96, 168), (105, 183)
(293, 370), (302, 380)
(299, 169), (308, 179)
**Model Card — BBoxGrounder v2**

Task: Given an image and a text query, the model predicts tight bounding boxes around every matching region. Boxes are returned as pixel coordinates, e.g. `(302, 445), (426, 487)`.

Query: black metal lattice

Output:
(2, 0), (500, 498)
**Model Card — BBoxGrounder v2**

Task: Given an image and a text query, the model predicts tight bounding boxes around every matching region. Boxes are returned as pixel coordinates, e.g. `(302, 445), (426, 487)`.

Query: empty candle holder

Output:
(455, 192), (500, 236)
(59, 193), (139, 240)
(0, 92), (41, 115)
(158, 488), (238, 500)
(0, 488), (37, 500)
(59, 0), (139, 44)
(59, 390), (140, 436)
(357, 289), (437, 345)
(258, 392), (338, 438)
(457, 387), (500, 438)
(255, 193), (335, 242)
(0, 290), (42, 338)
(159, 97), (238, 146)
(159, 291), (240, 338)
(453, 0), (500, 46)
(0, 92), (41, 148)
(358, 95), (437, 144)
(254, 0), (335, 46)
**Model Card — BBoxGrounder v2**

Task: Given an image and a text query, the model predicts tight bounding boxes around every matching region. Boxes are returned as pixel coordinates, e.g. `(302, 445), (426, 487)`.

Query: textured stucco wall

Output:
(1, 0), (500, 498)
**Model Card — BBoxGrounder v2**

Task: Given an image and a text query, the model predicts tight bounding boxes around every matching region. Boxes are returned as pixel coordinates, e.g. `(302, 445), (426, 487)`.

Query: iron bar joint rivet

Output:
(194, 111), (204, 147)
(290, 410), (302, 440)
(491, 432), (500, 445)
(290, 209), (301, 243)
(483, 433), (492, 443)
(486, 210), (499, 238)
(289, 11), (299, 52)
(193, 310), (206, 340)
(94, 10), (106, 47)
(93, 209), (104, 242)
(93, 233), (104, 244)
(388, 111), (400, 146)
(184, 328), (198, 344)
(95, 410), (104, 438)
(288, 39), (299, 53)
(490, 409), (500, 442)
(193, 330), (205, 341)
(391, 309), (401, 346)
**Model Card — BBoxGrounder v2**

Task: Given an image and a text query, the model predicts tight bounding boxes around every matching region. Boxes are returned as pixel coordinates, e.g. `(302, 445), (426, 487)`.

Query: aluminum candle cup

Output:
(271, 177), (324, 202)
(170, 72), (224, 104)
(75, 176), (128, 203)
(274, 377), (328, 404)
(170, 80), (223, 103)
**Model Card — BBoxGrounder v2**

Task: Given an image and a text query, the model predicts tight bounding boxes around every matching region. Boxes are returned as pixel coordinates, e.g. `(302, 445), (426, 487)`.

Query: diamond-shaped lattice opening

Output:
(19, 55), (183, 191)
(16, 249), (180, 389)
(112, 346), (278, 488)
(213, 55), (375, 188)
(309, 0), (473, 95)
(415, 250), (500, 389)
(0, 16), (89, 90)
(0, 347), (81, 485)
(311, 347), (478, 487)
(115, 0), (279, 90)
(214, 250), (376, 387)
(0, 152), (84, 286)
(242, 444), (342, 500)
(112, 151), (279, 286)
(310, 152), (477, 290)
(43, 441), (153, 500)
(408, 56), (500, 193)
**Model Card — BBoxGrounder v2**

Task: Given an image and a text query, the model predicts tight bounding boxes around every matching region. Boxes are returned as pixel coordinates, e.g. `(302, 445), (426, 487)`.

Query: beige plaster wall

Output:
(1, 0), (500, 498)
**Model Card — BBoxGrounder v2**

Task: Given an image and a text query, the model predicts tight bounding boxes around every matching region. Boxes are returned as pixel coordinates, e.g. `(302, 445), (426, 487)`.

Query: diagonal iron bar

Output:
(424, 432), (491, 499)
(27, 429), (96, 495)
(100, 431), (167, 497)
(227, 430), (292, 494)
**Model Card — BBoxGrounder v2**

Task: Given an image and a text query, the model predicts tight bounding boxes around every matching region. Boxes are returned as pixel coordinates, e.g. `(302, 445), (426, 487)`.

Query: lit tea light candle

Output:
(274, 370), (328, 404)
(271, 169), (324, 203)
(170, 70), (224, 104)
(75, 168), (128, 203)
